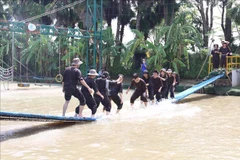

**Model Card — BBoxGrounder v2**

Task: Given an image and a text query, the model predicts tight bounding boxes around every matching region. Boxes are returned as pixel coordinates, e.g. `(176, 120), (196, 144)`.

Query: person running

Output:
(108, 74), (124, 114)
(159, 68), (168, 99)
(142, 70), (153, 100)
(151, 69), (163, 104)
(219, 41), (232, 68)
(166, 69), (175, 99)
(211, 44), (220, 70)
(126, 73), (148, 107)
(62, 58), (93, 117)
(95, 71), (123, 115)
(75, 69), (104, 118)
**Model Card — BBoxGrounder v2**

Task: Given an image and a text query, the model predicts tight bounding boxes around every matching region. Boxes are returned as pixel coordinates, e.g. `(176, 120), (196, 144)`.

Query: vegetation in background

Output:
(0, 0), (239, 80)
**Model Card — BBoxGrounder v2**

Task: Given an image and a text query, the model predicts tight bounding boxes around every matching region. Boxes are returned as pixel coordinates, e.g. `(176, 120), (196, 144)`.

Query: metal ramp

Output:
(173, 73), (225, 103)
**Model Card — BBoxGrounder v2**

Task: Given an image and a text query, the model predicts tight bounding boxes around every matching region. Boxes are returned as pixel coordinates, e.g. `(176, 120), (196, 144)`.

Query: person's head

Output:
(87, 69), (98, 79)
(118, 74), (124, 82)
(71, 58), (83, 68)
(142, 58), (146, 63)
(167, 69), (172, 76)
(132, 73), (140, 82)
(222, 40), (229, 47)
(160, 68), (166, 76)
(101, 71), (109, 79)
(153, 69), (159, 78)
(172, 72), (177, 77)
(143, 70), (149, 78)
(214, 44), (219, 49)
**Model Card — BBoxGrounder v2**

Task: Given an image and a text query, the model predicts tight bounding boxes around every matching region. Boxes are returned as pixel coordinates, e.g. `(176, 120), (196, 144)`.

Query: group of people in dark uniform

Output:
(126, 68), (179, 107)
(62, 58), (179, 118)
(211, 40), (232, 69)
(62, 58), (123, 118)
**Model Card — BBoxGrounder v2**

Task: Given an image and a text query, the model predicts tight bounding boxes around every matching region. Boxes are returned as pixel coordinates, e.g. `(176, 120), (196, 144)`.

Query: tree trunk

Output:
(115, 0), (122, 43)
(136, 10), (141, 30)
(221, 0), (232, 42)
(120, 24), (125, 43)
(164, 0), (175, 26)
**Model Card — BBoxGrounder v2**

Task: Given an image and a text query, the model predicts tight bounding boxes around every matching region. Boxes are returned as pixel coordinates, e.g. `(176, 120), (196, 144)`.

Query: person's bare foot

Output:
(78, 114), (83, 118)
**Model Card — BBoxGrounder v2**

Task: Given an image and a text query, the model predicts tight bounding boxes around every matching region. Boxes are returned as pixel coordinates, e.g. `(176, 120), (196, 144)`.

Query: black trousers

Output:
(94, 92), (111, 112)
(221, 55), (227, 67)
(161, 86), (168, 99)
(152, 90), (161, 101)
(64, 88), (86, 105)
(147, 86), (154, 100)
(212, 56), (220, 69)
(130, 90), (147, 104)
(75, 91), (97, 115)
(109, 94), (123, 110)
(166, 85), (174, 99)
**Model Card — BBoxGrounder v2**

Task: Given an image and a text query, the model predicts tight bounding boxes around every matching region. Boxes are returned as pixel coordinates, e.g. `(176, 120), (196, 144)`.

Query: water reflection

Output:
(0, 122), (90, 142)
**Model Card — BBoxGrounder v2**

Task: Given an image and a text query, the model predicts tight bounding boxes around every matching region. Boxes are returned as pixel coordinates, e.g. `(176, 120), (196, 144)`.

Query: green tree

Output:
(164, 11), (202, 73)
(21, 35), (57, 77)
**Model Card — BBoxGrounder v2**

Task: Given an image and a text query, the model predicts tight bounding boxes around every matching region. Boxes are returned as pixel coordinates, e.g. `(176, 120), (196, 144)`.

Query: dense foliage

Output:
(0, 0), (239, 80)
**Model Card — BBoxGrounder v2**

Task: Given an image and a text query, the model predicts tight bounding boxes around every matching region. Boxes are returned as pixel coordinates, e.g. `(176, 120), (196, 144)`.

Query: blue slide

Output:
(173, 73), (225, 103)
(0, 111), (97, 122)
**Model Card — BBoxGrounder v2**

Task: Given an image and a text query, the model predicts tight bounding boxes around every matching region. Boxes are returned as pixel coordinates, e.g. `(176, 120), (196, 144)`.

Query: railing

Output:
(208, 55), (240, 74)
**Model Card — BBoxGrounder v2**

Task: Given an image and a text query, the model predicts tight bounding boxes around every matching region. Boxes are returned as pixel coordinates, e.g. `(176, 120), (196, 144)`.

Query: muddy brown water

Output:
(0, 82), (240, 160)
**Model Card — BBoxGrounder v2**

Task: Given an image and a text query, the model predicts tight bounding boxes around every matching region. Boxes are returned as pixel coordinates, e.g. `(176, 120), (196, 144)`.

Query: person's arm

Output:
(173, 76), (176, 86)
(119, 85), (123, 103)
(227, 47), (232, 56)
(158, 79), (163, 92)
(92, 80), (104, 99)
(96, 91), (104, 99)
(62, 82), (64, 92)
(80, 79), (93, 94)
(126, 80), (134, 94)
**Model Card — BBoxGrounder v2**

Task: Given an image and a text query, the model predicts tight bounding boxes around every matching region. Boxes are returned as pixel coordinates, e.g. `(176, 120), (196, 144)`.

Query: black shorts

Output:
(64, 88), (86, 105)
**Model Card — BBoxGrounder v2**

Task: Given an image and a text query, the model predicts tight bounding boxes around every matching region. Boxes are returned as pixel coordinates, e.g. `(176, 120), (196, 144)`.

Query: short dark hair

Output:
(132, 73), (139, 79)
(153, 69), (159, 74)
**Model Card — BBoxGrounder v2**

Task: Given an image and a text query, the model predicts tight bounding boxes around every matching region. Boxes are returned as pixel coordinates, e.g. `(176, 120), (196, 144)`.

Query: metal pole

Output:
(85, 0), (89, 75)
(99, 0), (103, 71)
(93, 0), (97, 70)
(11, 32), (14, 82)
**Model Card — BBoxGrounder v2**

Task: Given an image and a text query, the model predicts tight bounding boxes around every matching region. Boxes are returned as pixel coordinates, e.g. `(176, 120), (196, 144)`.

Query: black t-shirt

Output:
(167, 75), (174, 86)
(219, 47), (231, 56)
(95, 77), (107, 93)
(110, 82), (123, 95)
(129, 79), (146, 93)
(160, 74), (168, 87)
(81, 76), (99, 93)
(211, 49), (220, 58)
(62, 66), (83, 91)
(142, 76), (152, 87)
(151, 76), (163, 91)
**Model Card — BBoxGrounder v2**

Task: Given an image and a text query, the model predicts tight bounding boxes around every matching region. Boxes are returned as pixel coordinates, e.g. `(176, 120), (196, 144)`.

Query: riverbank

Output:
(122, 77), (240, 96)
(1, 78), (240, 96)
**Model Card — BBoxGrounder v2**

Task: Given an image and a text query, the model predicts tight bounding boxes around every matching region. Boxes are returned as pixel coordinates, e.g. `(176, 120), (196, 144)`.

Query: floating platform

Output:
(0, 111), (96, 122)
